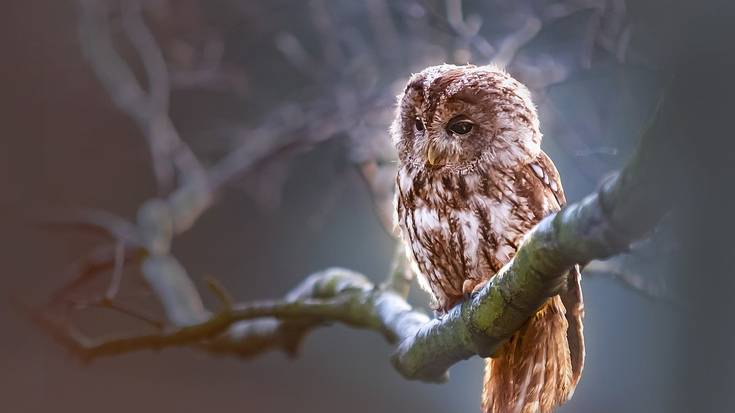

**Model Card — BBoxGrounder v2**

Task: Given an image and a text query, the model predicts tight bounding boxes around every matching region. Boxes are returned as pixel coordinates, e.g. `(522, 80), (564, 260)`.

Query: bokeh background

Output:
(2, 1), (734, 413)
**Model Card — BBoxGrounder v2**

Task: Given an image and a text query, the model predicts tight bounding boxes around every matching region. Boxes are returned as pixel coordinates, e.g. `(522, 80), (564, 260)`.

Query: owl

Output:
(392, 64), (584, 413)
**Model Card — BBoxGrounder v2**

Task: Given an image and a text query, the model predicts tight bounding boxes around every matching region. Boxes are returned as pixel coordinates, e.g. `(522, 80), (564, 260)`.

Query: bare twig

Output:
(584, 260), (674, 303)
(381, 246), (414, 298)
(40, 209), (140, 245)
(204, 276), (234, 312)
(491, 16), (542, 68)
(72, 297), (164, 330)
(78, 0), (205, 192)
(104, 240), (126, 300)
(48, 244), (143, 308)
(445, 0), (495, 59)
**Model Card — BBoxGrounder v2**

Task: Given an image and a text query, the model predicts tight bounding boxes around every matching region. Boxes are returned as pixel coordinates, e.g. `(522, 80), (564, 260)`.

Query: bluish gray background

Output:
(2, 1), (733, 413)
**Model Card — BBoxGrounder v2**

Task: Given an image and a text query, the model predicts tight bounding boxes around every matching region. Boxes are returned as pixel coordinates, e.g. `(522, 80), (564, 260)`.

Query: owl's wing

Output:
(520, 150), (586, 387)
(563, 264), (585, 387)
(525, 150), (566, 210)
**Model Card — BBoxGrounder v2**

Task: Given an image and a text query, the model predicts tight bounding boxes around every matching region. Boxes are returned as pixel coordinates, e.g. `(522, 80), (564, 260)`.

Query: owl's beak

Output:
(426, 141), (455, 166)
(426, 143), (441, 166)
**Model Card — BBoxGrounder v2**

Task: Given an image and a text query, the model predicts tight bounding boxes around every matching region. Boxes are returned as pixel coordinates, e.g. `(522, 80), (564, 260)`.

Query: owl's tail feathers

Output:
(482, 296), (577, 413)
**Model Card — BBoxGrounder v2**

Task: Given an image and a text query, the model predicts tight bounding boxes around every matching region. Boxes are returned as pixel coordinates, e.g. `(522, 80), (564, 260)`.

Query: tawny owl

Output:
(392, 64), (584, 413)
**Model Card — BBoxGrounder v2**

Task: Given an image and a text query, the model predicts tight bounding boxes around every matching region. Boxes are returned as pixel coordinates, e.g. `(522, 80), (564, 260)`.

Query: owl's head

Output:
(391, 64), (541, 173)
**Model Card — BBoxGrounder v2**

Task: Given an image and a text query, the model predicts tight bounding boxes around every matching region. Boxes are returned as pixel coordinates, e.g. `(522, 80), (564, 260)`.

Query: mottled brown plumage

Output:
(391, 64), (584, 413)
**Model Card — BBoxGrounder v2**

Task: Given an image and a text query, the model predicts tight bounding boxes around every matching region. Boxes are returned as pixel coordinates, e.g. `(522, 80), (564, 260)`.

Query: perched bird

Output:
(392, 64), (584, 413)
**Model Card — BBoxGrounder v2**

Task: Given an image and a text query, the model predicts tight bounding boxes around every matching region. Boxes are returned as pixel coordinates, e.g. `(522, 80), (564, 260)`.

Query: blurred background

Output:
(2, 1), (734, 412)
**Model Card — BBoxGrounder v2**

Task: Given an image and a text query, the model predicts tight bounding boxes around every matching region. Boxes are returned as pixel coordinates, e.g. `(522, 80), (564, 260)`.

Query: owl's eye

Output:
(448, 120), (474, 135)
(414, 117), (425, 132)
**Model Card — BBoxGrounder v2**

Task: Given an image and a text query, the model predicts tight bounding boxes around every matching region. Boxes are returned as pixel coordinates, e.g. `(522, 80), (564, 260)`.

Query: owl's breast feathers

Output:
(395, 151), (565, 312)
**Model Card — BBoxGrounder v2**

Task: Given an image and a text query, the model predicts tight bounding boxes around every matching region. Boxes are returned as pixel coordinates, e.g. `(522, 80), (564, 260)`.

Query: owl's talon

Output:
(472, 280), (488, 294)
(462, 279), (476, 296)
(461, 279), (489, 300)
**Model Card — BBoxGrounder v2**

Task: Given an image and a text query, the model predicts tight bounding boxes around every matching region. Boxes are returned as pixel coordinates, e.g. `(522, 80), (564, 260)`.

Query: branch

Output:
(77, 0), (206, 192)
(584, 259), (675, 303)
(34, 268), (429, 362)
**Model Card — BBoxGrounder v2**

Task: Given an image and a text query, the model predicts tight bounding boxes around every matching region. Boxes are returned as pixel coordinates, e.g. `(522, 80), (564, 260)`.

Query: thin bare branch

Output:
(204, 276), (234, 312)
(381, 245), (414, 299)
(78, 0), (205, 192)
(584, 260), (674, 303)
(40, 209), (140, 245)
(491, 16), (542, 68)
(104, 240), (126, 300)
(72, 297), (165, 330)
(48, 244), (143, 308)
